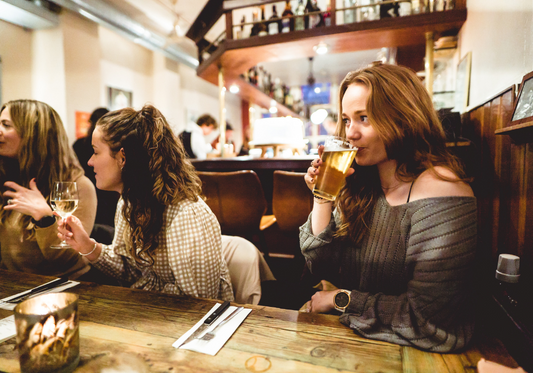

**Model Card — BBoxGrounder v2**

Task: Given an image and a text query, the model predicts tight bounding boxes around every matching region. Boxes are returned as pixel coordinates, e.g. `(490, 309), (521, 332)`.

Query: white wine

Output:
(313, 149), (357, 201)
(51, 199), (79, 217)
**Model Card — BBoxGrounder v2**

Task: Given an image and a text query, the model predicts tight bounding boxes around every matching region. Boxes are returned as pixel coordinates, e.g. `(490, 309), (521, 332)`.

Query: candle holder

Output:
(14, 293), (79, 373)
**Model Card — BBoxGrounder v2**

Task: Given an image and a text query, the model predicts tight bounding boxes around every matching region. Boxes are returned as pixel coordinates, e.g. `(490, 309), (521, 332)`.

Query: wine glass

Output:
(50, 181), (79, 249)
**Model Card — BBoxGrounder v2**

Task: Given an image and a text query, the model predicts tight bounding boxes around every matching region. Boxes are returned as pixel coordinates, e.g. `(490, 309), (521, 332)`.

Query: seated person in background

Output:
(73, 107), (119, 243)
(211, 123), (236, 156)
(179, 113), (218, 159)
(0, 100), (97, 279)
(58, 105), (233, 301)
(301, 63), (477, 352)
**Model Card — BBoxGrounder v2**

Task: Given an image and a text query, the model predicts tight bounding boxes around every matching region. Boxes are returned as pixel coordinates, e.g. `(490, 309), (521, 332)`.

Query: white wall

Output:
(459, 0), (533, 108)
(0, 20), (32, 103)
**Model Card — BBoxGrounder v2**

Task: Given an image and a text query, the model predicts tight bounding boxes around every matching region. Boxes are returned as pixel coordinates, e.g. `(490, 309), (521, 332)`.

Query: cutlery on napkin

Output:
(173, 303), (252, 356)
(0, 279), (79, 311)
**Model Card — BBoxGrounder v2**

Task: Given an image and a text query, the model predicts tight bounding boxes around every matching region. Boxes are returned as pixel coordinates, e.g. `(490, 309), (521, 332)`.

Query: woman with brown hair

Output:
(58, 104), (233, 301)
(301, 63), (476, 352)
(0, 99), (96, 278)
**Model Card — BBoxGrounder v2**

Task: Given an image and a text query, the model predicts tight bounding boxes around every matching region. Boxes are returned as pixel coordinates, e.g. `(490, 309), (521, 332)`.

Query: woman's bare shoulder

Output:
(411, 166), (474, 200)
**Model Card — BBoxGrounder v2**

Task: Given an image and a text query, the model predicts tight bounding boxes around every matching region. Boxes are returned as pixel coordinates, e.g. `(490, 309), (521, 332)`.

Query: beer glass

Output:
(313, 136), (357, 201)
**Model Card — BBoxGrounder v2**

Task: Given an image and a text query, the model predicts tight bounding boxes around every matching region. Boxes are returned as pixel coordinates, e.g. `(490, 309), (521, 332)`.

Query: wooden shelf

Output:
(235, 80), (301, 118)
(198, 9), (467, 86)
(495, 121), (533, 143)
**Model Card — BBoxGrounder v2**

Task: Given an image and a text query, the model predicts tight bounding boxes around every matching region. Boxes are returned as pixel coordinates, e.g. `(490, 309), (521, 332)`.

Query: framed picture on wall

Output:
(509, 71), (533, 126)
(108, 87), (132, 111)
(454, 52), (472, 113)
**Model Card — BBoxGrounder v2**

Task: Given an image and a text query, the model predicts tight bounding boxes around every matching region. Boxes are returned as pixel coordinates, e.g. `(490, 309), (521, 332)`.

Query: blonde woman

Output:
(302, 63), (476, 352)
(0, 100), (96, 278)
(58, 105), (233, 301)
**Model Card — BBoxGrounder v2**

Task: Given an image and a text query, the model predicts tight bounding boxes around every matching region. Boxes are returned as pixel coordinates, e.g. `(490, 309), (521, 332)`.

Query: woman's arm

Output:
(340, 198), (477, 352)
(163, 200), (233, 301)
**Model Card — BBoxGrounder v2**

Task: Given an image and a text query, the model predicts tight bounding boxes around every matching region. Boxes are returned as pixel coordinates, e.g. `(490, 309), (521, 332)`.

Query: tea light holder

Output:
(14, 293), (79, 373)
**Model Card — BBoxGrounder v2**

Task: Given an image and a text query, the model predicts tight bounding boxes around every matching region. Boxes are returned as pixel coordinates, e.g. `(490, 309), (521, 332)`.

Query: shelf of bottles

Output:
(241, 65), (305, 117)
(200, 0), (458, 60)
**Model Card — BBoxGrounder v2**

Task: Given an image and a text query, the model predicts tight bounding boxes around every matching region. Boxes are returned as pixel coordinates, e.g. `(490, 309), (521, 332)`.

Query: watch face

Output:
(335, 291), (350, 308)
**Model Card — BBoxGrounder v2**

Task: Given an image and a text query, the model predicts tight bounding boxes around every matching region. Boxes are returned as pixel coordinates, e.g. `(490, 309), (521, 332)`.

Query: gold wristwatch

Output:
(334, 289), (351, 312)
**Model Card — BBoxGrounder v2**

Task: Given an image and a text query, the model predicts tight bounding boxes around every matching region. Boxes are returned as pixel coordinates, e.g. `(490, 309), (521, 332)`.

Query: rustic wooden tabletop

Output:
(0, 269), (520, 372)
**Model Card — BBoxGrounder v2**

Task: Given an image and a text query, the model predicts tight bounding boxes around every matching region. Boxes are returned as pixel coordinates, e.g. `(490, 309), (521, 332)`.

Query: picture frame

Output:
(108, 87), (132, 111)
(454, 52), (472, 113)
(509, 71), (533, 126)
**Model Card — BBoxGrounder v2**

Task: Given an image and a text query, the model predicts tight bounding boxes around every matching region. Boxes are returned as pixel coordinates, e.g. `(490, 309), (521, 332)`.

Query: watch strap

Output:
(32, 215), (56, 228)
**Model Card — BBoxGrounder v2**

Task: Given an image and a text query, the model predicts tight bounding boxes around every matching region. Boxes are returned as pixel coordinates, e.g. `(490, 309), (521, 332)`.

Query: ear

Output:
(117, 148), (126, 168)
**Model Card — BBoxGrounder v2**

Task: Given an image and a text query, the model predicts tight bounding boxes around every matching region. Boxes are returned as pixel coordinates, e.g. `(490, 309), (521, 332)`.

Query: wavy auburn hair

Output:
(97, 104), (202, 265)
(0, 100), (83, 236)
(335, 63), (466, 244)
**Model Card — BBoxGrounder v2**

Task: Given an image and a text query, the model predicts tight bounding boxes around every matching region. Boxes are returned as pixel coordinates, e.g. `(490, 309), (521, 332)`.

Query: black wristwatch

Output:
(32, 215), (56, 228)
(334, 290), (351, 312)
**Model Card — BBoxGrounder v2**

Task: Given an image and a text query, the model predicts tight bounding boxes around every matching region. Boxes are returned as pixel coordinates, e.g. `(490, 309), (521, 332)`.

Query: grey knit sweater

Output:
(300, 195), (477, 352)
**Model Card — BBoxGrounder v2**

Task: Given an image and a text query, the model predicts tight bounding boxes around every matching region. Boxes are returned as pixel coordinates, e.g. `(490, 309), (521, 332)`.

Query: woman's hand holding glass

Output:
(56, 214), (101, 260)
(2, 178), (53, 221)
(50, 181), (78, 249)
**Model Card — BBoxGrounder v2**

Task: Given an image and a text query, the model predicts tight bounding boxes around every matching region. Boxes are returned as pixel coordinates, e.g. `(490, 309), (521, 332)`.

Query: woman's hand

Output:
(3, 179), (53, 221)
(307, 290), (337, 313)
(57, 214), (100, 259)
(305, 145), (324, 191)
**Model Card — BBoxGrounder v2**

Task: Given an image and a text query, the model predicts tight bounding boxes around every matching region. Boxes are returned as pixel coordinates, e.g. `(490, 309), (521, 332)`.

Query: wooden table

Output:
(0, 270), (520, 372)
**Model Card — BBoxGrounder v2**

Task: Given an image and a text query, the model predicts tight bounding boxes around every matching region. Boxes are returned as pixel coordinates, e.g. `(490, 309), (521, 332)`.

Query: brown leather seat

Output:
(197, 170), (270, 239)
(272, 171), (314, 232)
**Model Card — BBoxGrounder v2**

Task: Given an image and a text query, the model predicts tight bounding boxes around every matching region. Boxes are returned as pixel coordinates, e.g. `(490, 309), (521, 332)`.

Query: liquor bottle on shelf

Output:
(323, 0), (332, 26)
(344, 0), (355, 24)
(446, 0), (455, 10)
(268, 5), (281, 34)
(258, 6), (268, 36)
(304, 0), (322, 28)
(250, 9), (261, 37)
(281, 0), (294, 33)
(435, 0), (445, 11)
(294, 0), (305, 30)
(380, 0), (398, 18)
(236, 15), (245, 39)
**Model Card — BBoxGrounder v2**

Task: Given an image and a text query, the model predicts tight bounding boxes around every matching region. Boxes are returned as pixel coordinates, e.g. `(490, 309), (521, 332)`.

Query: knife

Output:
(176, 301), (231, 348)
(5, 277), (69, 304)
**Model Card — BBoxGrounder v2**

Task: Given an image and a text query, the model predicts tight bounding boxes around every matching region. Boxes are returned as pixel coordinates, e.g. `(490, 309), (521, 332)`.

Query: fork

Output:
(200, 306), (244, 342)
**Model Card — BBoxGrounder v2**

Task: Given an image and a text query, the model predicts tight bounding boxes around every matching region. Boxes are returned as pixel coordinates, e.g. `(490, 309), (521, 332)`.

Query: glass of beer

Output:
(313, 136), (357, 201)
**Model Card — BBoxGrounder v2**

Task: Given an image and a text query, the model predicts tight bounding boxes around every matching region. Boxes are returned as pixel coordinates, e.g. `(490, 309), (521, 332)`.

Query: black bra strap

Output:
(406, 181), (415, 203)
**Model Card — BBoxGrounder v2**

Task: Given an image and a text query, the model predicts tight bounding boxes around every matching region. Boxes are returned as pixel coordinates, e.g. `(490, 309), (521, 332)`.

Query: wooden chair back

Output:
(272, 171), (314, 232)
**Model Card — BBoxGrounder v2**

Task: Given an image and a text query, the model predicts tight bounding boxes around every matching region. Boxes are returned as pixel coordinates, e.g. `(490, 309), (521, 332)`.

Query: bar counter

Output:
(0, 269), (521, 372)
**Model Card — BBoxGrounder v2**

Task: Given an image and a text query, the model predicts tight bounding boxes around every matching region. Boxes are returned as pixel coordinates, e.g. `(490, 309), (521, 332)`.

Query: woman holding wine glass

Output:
(57, 104), (233, 301)
(0, 99), (97, 279)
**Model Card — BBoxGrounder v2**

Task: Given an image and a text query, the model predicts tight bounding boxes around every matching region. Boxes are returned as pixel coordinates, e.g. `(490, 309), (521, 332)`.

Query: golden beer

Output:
(313, 149), (357, 201)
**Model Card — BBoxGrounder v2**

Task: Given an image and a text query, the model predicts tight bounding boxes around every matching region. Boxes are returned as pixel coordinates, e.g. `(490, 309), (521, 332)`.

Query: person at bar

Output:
(0, 99), (97, 279)
(57, 104), (234, 301)
(179, 113), (218, 159)
(300, 63), (477, 352)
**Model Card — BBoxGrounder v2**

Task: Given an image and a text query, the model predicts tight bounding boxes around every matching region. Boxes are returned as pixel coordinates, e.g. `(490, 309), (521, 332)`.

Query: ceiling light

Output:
(313, 42), (329, 55)
(314, 86), (321, 94)
(229, 84), (240, 94)
(311, 109), (328, 125)
(269, 106), (278, 114)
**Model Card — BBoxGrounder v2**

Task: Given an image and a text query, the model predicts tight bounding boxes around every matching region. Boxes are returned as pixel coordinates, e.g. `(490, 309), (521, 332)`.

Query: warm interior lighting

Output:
(269, 106), (278, 114)
(229, 84), (240, 94)
(313, 42), (329, 55)
(310, 109), (328, 125)
(314, 86), (321, 94)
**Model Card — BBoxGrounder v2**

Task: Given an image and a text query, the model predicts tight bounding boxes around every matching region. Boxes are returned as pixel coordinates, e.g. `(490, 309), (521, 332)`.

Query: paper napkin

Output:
(173, 303), (251, 356)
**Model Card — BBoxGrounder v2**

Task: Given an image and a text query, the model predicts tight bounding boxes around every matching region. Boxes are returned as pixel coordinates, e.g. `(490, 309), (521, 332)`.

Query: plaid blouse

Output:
(93, 198), (234, 301)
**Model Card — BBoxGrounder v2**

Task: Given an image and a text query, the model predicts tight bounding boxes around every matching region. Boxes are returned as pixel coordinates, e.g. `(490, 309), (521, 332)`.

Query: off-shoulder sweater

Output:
(300, 195), (477, 352)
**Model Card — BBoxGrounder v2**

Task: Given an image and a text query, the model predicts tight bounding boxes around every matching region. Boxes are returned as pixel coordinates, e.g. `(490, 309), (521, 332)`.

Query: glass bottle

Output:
(281, 1), (294, 33)
(294, 0), (305, 31)
(250, 9), (260, 37)
(323, 0), (332, 26)
(258, 6), (268, 36)
(269, 5), (281, 34)
(344, 0), (355, 24)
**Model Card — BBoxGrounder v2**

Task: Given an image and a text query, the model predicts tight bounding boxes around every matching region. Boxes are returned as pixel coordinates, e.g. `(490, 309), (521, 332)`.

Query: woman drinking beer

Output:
(300, 63), (476, 352)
